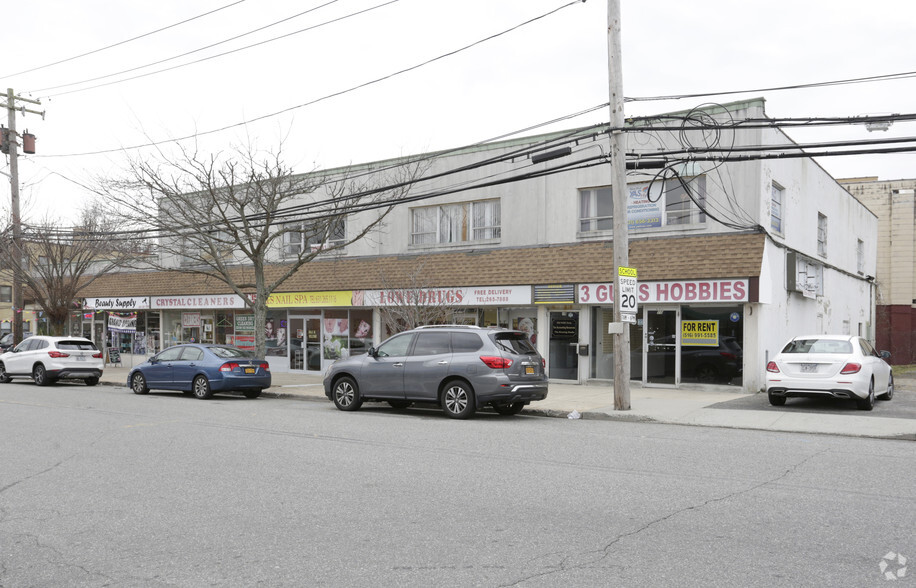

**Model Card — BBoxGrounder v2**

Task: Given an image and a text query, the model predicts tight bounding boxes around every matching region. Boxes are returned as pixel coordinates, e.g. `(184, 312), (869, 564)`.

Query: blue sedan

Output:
(127, 344), (271, 399)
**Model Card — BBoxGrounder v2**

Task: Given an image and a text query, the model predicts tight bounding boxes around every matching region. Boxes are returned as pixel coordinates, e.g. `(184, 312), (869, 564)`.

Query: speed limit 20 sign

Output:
(618, 266), (638, 318)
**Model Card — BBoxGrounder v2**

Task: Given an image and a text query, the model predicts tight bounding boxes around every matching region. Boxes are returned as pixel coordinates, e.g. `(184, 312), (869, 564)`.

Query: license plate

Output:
(525, 366), (534, 375)
(245, 367), (256, 374)
(801, 363), (817, 373)
(76, 355), (85, 362)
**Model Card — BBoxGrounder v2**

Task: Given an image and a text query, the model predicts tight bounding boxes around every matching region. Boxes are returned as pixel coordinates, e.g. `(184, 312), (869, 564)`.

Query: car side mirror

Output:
(149, 357), (159, 364)
(880, 350), (891, 359)
(368, 346), (377, 358)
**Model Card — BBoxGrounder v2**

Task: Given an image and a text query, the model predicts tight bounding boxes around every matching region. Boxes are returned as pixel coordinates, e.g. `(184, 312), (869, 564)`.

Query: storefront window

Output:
(589, 307), (615, 380)
(680, 306), (743, 386)
(265, 310), (287, 358)
(323, 310), (349, 361)
(349, 310), (373, 356)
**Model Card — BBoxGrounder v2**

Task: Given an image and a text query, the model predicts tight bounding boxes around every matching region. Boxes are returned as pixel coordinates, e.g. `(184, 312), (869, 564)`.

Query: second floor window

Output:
(817, 213), (827, 257)
(410, 199), (501, 245)
(771, 183), (784, 234)
(857, 239), (865, 274)
(282, 218), (346, 257)
(579, 176), (707, 232)
(0, 285), (10, 303)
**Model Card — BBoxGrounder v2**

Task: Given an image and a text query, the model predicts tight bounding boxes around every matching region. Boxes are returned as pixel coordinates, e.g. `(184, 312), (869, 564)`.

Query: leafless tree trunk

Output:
(98, 140), (426, 357)
(0, 202), (144, 336)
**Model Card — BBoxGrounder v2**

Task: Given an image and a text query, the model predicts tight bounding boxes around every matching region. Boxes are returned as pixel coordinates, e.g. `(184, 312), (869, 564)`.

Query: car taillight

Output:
(840, 362), (862, 374)
(219, 362), (240, 372)
(480, 356), (513, 369)
(48, 351), (69, 358)
(766, 361), (780, 373)
(541, 357), (546, 369)
(92, 352), (103, 359)
(260, 362), (270, 371)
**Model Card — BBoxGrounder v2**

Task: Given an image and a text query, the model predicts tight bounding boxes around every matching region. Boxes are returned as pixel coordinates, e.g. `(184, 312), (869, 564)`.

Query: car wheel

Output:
(441, 380), (475, 419)
(243, 389), (262, 399)
(493, 402), (525, 416)
(192, 375), (213, 399)
(387, 400), (412, 409)
(332, 376), (362, 411)
(879, 373), (894, 401)
(131, 372), (149, 395)
(0, 363), (11, 384)
(856, 380), (875, 411)
(85, 377), (99, 386)
(33, 364), (51, 386)
(694, 364), (718, 383)
(768, 390), (786, 406)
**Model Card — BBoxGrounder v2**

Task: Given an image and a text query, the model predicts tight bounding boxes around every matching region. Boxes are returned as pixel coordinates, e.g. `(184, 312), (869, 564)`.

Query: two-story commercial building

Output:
(80, 98), (878, 394)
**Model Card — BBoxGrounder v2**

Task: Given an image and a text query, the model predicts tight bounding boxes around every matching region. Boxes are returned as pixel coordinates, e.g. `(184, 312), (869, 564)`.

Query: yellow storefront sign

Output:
(266, 291), (353, 308)
(681, 320), (718, 346)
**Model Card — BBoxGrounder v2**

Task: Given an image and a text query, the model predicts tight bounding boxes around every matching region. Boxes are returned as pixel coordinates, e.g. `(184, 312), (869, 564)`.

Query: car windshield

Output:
(208, 346), (252, 359)
(57, 341), (99, 351)
(494, 332), (537, 355)
(782, 338), (853, 354)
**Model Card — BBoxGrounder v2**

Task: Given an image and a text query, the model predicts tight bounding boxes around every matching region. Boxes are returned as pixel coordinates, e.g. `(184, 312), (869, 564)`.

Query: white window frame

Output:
(817, 213), (827, 257)
(856, 239), (865, 274)
(409, 198), (501, 246)
(281, 219), (346, 258)
(578, 176), (707, 233)
(771, 183), (784, 234)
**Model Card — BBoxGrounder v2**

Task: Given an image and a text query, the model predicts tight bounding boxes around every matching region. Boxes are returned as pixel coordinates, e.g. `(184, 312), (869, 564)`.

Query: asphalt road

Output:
(2, 382), (915, 587)
(710, 372), (916, 419)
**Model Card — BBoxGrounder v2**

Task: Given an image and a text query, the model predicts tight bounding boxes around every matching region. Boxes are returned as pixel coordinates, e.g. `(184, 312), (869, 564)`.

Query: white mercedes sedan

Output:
(765, 335), (893, 411)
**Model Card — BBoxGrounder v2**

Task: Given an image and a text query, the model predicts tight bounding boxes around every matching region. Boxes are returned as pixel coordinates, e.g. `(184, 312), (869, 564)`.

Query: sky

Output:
(2, 0), (915, 223)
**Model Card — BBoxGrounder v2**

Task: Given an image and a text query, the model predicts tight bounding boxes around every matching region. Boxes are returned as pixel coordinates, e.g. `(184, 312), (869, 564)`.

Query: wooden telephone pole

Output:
(608, 1), (631, 409)
(3, 88), (44, 345)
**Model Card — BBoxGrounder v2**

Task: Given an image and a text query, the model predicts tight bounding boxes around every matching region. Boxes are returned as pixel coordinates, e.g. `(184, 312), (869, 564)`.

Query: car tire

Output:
(332, 376), (362, 411)
(856, 380), (875, 411)
(441, 380), (476, 419)
(192, 375), (214, 399)
(131, 372), (149, 395)
(85, 377), (99, 386)
(493, 402), (525, 416)
(694, 364), (718, 383)
(243, 389), (262, 399)
(879, 373), (894, 401)
(768, 390), (786, 406)
(387, 400), (412, 409)
(0, 363), (11, 384)
(33, 364), (51, 386)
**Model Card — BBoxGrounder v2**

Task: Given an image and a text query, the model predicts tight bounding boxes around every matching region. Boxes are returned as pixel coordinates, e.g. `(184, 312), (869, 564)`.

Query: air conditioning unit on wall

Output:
(786, 251), (823, 298)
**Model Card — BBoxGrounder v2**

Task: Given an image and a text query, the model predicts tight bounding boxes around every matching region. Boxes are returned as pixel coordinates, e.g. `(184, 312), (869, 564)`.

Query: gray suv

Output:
(323, 325), (548, 419)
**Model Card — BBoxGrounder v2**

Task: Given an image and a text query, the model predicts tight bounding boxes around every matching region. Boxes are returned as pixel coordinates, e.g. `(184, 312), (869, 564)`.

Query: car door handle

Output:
(392, 362), (404, 368)
(437, 361), (448, 365)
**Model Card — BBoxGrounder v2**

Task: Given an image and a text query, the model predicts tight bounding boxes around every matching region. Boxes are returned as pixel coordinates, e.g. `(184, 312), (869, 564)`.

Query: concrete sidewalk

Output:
(99, 364), (916, 441)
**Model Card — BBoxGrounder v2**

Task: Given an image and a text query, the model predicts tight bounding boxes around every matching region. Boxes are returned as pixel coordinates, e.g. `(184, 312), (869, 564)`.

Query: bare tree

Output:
(378, 260), (462, 337)
(0, 202), (145, 335)
(99, 141), (425, 357)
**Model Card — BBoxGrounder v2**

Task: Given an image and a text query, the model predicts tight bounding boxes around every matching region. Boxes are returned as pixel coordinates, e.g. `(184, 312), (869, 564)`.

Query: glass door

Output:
(645, 308), (679, 386)
(289, 315), (322, 372)
(548, 311), (579, 380)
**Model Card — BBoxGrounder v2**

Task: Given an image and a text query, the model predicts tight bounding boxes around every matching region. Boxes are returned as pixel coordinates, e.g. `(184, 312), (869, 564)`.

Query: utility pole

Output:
(3, 88), (44, 345)
(608, 1), (631, 410)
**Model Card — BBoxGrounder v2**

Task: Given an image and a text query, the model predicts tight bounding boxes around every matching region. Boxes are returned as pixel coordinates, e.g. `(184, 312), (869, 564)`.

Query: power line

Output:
(38, 0), (587, 158)
(33, 0), (374, 96)
(625, 70), (916, 103)
(0, 0), (248, 80)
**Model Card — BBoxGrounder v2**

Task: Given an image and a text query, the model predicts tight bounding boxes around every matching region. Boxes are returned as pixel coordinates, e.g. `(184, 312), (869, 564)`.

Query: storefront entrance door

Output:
(548, 311), (579, 380)
(289, 315), (321, 372)
(645, 308), (679, 386)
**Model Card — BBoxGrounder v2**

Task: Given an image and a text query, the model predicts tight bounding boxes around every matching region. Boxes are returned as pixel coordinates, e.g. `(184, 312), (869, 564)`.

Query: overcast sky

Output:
(3, 0), (915, 223)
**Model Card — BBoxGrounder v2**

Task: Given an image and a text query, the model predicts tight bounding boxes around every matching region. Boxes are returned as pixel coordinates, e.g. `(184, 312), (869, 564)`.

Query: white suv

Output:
(0, 336), (104, 386)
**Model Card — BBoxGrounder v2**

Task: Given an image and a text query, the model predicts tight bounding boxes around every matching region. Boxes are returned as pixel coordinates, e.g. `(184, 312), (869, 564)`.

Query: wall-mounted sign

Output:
(534, 284), (575, 304)
(681, 320), (719, 346)
(360, 286), (531, 307)
(235, 314), (255, 332)
(84, 297), (150, 310)
(152, 295), (247, 309)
